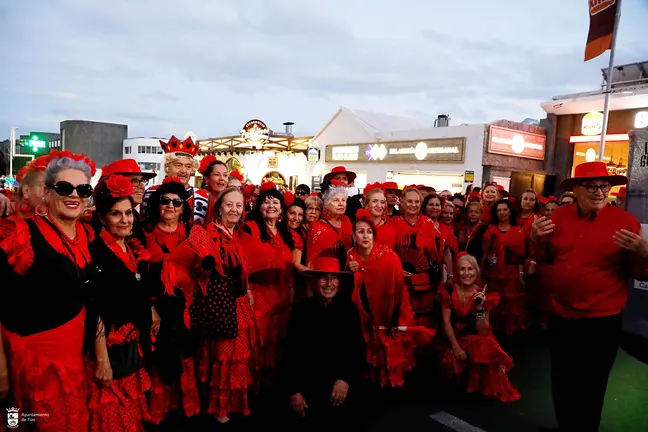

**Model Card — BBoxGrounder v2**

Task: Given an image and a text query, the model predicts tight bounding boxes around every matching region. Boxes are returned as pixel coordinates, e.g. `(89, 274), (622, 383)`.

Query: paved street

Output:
(152, 330), (648, 432)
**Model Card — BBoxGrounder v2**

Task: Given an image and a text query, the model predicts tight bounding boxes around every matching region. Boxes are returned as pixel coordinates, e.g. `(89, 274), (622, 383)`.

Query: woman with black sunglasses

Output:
(142, 177), (200, 425)
(0, 150), (99, 431)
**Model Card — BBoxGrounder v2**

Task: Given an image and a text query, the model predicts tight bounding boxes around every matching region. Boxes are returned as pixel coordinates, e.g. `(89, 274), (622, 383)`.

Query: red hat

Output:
(418, 185), (435, 193)
(303, 256), (351, 277)
(102, 159), (156, 179)
(160, 135), (198, 157)
(382, 181), (401, 193)
(612, 186), (627, 198)
(560, 161), (627, 191)
(323, 166), (356, 184)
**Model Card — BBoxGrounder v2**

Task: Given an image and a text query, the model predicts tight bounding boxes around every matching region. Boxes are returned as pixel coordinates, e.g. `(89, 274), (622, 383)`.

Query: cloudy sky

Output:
(2, 0), (647, 139)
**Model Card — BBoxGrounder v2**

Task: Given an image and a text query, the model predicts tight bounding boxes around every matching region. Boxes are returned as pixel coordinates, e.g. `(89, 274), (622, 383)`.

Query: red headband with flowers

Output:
(49, 150), (97, 176)
(105, 175), (134, 198)
(363, 181), (384, 196)
(467, 192), (481, 202)
(283, 191), (295, 207)
(198, 155), (217, 175)
(229, 170), (244, 182)
(260, 181), (277, 192)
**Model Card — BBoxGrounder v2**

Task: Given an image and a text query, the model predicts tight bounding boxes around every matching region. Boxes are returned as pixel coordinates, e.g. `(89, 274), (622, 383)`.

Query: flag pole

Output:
(598, 0), (623, 162)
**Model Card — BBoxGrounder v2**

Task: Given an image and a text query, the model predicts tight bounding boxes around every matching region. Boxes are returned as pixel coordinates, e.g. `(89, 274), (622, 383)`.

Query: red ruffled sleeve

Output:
(290, 229), (304, 252)
(0, 216), (34, 275)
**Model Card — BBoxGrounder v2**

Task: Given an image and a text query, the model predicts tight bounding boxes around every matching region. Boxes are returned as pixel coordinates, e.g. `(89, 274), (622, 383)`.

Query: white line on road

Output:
(429, 411), (488, 432)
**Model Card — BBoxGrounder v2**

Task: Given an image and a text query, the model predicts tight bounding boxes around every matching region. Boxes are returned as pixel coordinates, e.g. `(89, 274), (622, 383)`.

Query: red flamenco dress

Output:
(482, 225), (526, 335)
(438, 287), (520, 402)
(383, 215), (441, 328)
(87, 231), (154, 431)
(348, 244), (416, 388)
(143, 224), (200, 424)
(306, 215), (354, 268)
(238, 220), (293, 382)
(0, 216), (93, 431)
(163, 223), (256, 418)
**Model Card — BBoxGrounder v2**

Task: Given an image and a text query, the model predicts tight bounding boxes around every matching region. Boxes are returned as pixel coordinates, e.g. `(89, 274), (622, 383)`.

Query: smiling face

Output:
(327, 193), (347, 216)
(286, 205), (304, 229)
(167, 155), (194, 186)
(219, 190), (244, 227)
(353, 220), (375, 250)
(466, 202), (482, 223)
(441, 205), (454, 225)
(128, 175), (147, 206)
(483, 185), (499, 204)
(159, 192), (183, 223)
(457, 257), (478, 287)
(573, 180), (611, 213)
(206, 163), (228, 195)
(260, 195), (281, 221)
(46, 169), (90, 222)
(365, 191), (386, 218)
(402, 190), (421, 218)
(102, 199), (134, 240)
(425, 197), (442, 219)
(318, 274), (340, 301)
(521, 191), (537, 212)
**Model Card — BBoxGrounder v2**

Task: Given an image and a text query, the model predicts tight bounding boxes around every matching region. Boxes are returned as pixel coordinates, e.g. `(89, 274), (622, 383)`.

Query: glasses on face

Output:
(47, 181), (93, 198)
(581, 183), (610, 194)
(160, 196), (183, 208)
(296, 190), (307, 196)
(130, 178), (149, 187)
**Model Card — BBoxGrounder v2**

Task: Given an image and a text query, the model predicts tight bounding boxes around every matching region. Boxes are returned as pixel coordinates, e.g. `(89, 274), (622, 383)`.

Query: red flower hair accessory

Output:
(468, 192), (481, 202)
(355, 208), (372, 221)
(283, 191), (295, 206)
(198, 155), (217, 175)
(229, 170), (244, 182)
(260, 181), (276, 192)
(16, 166), (29, 183)
(363, 181), (384, 196)
(163, 176), (183, 185)
(49, 150), (97, 176)
(244, 184), (256, 195)
(330, 179), (344, 188)
(105, 175), (134, 198)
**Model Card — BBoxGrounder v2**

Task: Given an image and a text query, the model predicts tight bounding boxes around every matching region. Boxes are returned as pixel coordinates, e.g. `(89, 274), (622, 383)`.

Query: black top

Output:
(283, 295), (365, 397)
(463, 223), (488, 264)
(0, 219), (90, 336)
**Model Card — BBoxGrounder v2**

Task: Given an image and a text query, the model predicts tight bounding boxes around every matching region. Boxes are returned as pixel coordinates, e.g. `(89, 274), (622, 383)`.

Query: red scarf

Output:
(100, 230), (151, 274)
(33, 215), (92, 270)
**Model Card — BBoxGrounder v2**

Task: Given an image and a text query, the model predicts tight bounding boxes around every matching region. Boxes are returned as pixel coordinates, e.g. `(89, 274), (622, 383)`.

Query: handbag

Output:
(107, 340), (142, 380)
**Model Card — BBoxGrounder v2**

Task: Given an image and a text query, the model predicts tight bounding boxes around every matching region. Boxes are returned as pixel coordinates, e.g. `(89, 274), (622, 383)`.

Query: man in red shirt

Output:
(532, 162), (648, 432)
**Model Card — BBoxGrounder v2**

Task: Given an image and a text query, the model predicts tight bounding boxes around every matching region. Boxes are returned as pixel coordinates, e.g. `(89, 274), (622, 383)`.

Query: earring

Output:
(83, 209), (93, 222)
(35, 204), (49, 216)
(277, 215), (283, 223)
(19, 202), (32, 214)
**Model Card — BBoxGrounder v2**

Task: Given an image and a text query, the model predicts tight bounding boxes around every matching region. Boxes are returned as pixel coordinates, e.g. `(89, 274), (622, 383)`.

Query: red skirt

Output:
(249, 282), (290, 373)
(148, 358), (200, 425)
(441, 333), (520, 402)
(195, 295), (256, 417)
(88, 324), (152, 432)
(2, 310), (89, 432)
(364, 329), (415, 388)
(485, 276), (525, 335)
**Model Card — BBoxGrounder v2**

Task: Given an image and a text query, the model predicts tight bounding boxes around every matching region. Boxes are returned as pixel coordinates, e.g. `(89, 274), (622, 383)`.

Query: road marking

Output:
(429, 411), (487, 432)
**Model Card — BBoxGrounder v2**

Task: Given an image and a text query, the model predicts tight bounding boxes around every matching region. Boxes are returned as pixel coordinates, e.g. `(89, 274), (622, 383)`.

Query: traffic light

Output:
(26, 134), (46, 152)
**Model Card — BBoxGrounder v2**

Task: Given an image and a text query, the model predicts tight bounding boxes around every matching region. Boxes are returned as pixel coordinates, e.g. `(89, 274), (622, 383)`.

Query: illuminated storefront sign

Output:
(487, 126), (546, 160)
(635, 111), (648, 128)
(325, 138), (465, 163)
(240, 119), (269, 144)
(581, 112), (604, 135)
(569, 133), (629, 143)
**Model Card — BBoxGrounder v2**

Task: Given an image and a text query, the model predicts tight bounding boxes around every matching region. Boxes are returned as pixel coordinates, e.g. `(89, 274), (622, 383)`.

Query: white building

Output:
(308, 107), (486, 193)
(122, 138), (165, 185)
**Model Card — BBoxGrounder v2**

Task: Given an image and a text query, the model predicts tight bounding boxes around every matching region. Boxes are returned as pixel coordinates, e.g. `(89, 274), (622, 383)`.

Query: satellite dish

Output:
(184, 131), (197, 142)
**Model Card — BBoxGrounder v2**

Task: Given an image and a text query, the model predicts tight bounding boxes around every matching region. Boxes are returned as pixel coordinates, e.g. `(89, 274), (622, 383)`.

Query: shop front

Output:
(197, 119), (312, 190)
(481, 120), (549, 198)
(309, 107), (485, 193)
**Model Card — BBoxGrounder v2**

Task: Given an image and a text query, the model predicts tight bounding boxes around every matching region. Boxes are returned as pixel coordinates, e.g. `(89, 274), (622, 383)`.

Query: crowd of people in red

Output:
(0, 135), (646, 432)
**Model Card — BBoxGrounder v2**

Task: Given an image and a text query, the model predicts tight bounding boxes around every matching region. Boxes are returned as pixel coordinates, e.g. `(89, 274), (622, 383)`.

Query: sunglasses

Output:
(160, 196), (184, 208)
(47, 181), (93, 198)
(296, 191), (308, 196)
(580, 183), (611, 194)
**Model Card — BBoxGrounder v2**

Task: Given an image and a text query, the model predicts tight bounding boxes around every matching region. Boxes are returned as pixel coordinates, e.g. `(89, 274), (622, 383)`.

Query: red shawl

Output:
(99, 230), (151, 274)
(383, 214), (439, 261)
(306, 216), (353, 266)
(143, 224), (187, 263)
(238, 221), (293, 277)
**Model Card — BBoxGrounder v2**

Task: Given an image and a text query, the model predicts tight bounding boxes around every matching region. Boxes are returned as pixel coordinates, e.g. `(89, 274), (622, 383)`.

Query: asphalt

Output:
(149, 329), (648, 432)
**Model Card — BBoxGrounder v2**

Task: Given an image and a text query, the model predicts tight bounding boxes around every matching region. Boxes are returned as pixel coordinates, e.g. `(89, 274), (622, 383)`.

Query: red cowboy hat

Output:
(382, 181), (401, 194)
(612, 186), (626, 198)
(323, 166), (357, 184)
(102, 159), (156, 179)
(303, 256), (351, 277)
(560, 161), (627, 191)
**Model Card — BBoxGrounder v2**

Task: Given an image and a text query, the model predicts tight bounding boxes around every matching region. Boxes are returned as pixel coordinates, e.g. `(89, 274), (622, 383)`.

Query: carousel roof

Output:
(197, 134), (312, 154)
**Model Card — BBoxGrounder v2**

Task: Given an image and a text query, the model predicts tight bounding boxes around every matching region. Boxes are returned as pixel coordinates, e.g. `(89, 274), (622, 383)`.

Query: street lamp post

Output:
(9, 127), (18, 178)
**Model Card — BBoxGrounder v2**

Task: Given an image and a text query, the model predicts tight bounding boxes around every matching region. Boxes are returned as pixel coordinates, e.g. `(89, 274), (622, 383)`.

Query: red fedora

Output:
(102, 159), (156, 179)
(382, 181), (401, 194)
(323, 166), (357, 184)
(612, 186), (627, 198)
(560, 161), (627, 191)
(303, 256), (351, 277)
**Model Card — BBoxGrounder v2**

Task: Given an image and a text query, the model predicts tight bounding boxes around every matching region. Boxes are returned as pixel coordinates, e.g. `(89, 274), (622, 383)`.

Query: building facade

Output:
(123, 138), (165, 185)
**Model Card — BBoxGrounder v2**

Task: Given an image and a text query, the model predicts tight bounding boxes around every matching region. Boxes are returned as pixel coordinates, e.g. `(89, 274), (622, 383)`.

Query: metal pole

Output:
(9, 127), (16, 178)
(598, 0), (623, 162)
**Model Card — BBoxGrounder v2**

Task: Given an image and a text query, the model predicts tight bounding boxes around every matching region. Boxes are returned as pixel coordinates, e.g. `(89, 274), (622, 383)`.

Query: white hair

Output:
(323, 184), (348, 207)
(45, 156), (92, 185)
(163, 153), (199, 174)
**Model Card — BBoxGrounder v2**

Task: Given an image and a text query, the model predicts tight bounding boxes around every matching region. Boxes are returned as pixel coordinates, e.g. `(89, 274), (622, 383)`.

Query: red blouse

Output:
(306, 216), (354, 266)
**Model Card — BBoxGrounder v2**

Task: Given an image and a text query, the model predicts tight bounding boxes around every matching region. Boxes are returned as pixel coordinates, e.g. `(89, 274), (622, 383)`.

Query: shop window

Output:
(138, 146), (144, 154)
(393, 171), (464, 194)
(572, 140), (628, 195)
